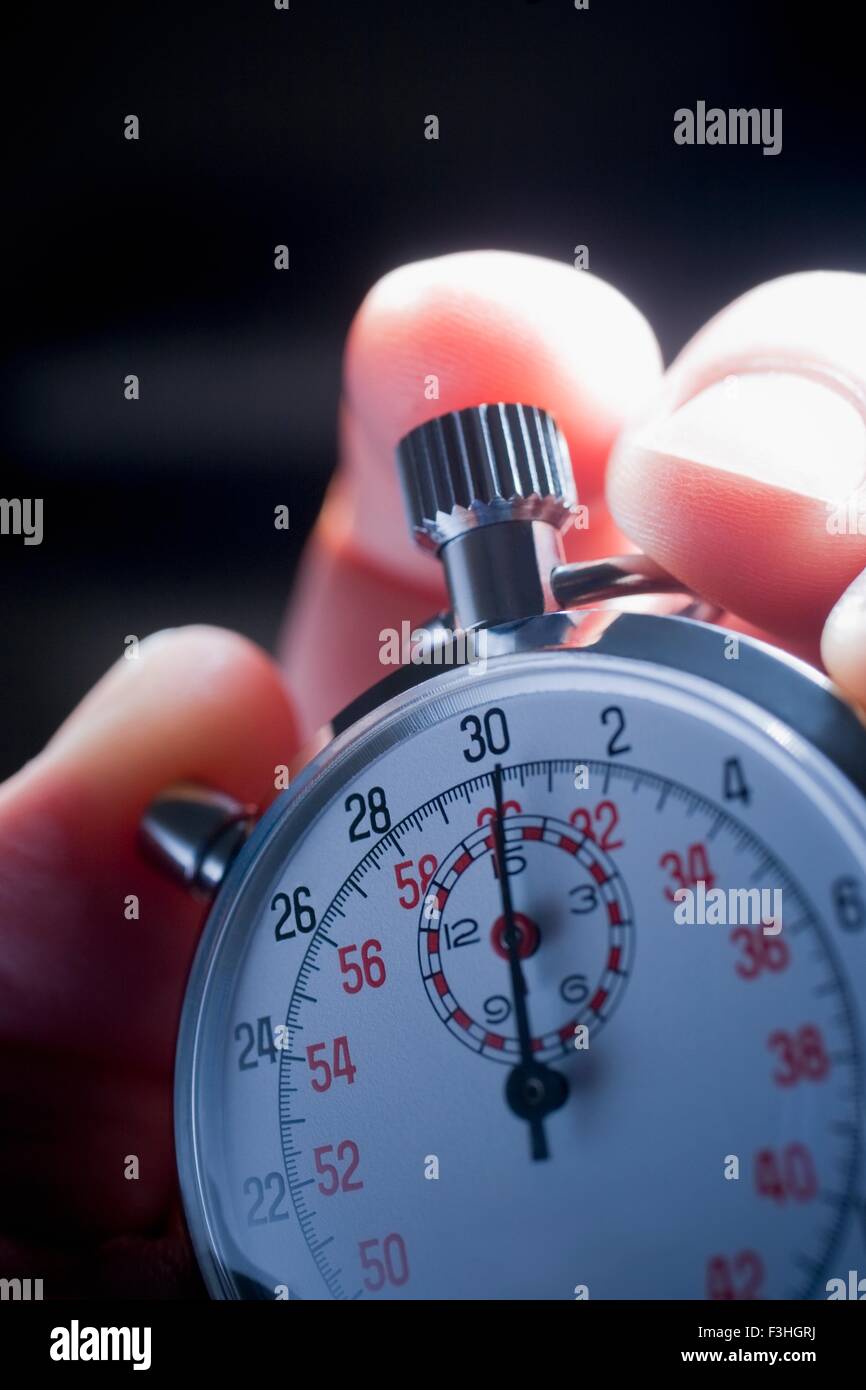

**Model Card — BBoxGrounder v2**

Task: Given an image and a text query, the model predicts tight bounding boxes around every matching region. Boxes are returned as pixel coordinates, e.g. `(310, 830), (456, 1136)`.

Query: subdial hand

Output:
(491, 763), (569, 1160)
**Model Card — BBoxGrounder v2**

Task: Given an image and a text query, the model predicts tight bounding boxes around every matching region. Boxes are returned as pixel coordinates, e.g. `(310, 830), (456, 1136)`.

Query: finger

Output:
(607, 271), (866, 655)
(279, 250), (662, 730)
(0, 627), (298, 1238)
(0, 1192), (206, 1298)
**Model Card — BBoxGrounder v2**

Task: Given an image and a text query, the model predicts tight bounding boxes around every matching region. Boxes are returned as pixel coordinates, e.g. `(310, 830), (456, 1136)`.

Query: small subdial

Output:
(417, 813), (634, 1062)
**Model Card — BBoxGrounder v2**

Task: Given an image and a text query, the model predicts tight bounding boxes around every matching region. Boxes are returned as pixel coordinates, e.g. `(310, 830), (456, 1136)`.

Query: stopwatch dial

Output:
(189, 657), (866, 1300)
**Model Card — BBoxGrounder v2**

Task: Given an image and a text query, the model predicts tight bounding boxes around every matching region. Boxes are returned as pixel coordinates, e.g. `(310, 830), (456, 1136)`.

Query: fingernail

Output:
(637, 372), (866, 500)
(821, 568), (866, 696)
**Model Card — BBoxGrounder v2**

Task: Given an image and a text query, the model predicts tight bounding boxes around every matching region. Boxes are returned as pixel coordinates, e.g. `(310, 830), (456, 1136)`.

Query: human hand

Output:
(2, 251), (864, 1296)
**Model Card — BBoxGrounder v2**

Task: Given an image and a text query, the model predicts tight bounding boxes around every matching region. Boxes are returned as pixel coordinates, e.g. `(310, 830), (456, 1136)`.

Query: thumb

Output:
(0, 625), (299, 1075)
(0, 626), (299, 1255)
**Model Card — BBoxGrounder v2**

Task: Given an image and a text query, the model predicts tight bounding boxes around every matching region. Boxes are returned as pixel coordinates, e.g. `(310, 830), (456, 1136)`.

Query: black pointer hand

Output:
(492, 763), (568, 1161)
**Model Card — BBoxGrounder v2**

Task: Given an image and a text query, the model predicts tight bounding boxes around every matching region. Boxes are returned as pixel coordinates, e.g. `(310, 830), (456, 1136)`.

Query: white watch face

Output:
(178, 648), (866, 1300)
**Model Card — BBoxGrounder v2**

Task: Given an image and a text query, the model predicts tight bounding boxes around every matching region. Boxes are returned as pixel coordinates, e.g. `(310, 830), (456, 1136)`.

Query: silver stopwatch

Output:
(143, 403), (866, 1300)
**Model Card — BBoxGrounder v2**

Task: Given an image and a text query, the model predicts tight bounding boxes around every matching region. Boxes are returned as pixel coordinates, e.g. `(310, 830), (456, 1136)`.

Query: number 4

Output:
(724, 757), (751, 805)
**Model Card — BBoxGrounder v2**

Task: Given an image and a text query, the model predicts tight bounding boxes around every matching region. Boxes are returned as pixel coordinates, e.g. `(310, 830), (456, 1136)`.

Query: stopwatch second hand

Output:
(492, 763), (569, 1162)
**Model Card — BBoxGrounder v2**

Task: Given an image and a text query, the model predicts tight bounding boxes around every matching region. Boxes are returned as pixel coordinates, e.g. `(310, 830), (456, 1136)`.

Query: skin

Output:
(2, 252), (864, 1296)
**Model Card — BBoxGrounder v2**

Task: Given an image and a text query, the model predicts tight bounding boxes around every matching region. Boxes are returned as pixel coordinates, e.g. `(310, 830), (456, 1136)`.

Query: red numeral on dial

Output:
(754, 1144), (817, 1203)
(477, 800), (522, 827)
(313, 1140), (363, 1196)
(477, 801), (523, 879)
(338, 939), (386, 993)
(569, 800), (624, 850)
(359, 1233), (410, 1290)
(394, 856), (438, 909)
(768, 1025), (829, 1086)
(660, 843), (715, 901)
(706, 1250), (764, 1300)
(306, 1036), (357, 1092)
(730, 925), (789, 979)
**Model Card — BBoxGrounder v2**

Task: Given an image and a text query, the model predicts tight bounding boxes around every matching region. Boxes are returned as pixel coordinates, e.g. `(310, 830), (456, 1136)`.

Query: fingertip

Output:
(346, 249), (661, 456)
(12, 625), (299, 811)
(607, 371), (866, 644)
(336, 250), (662, 576)
(286, 251), (663, 721)
(821, 570), (866, 709)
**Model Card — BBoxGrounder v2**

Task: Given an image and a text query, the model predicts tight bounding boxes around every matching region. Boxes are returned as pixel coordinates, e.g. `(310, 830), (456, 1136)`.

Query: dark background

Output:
(2, 0), (864, 781)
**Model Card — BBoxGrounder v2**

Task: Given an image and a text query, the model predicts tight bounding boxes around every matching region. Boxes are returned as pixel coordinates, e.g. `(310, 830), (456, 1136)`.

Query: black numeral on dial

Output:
(724, 756), (752, 804)
(272, 886), (317, 941)
(460, 707), (510, 762)
(244, 1173), (290, 1225)
(601, 705), (631, 757)
(345, 786), (391, 841)
(833, 876), (864, 932)
(235, 1016), (278, 1069)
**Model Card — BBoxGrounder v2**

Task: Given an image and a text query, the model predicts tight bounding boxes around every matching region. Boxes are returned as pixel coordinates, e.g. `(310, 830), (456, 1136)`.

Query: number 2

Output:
(601, 706), (630, 757)
(570, 800), (623, 850)
(244, 1172), (290, 1226)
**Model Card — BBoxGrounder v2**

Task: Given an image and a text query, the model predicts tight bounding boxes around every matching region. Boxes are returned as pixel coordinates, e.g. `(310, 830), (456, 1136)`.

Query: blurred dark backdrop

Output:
(2, 0), (864, 780)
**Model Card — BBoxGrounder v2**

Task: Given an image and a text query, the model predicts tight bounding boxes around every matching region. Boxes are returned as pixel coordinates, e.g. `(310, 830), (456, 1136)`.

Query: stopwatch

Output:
(142, 402), (866, 1301)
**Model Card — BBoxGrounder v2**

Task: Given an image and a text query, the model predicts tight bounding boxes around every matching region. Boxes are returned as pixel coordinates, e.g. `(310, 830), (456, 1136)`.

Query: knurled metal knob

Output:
(396, 403), (577, 552)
